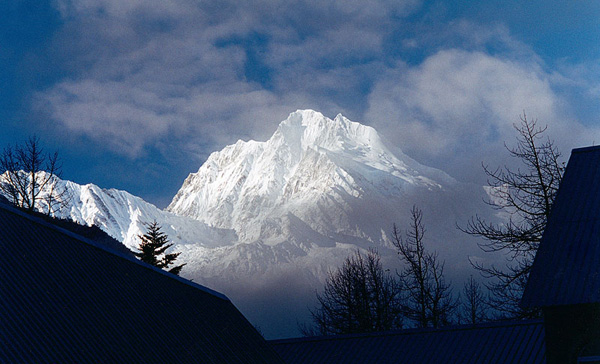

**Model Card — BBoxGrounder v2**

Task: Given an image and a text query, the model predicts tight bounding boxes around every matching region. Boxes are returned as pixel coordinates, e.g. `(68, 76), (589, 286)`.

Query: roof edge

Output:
(572, 145), (600, 154)
(0, 201), (229, 301)
(269, 319), (544, 344)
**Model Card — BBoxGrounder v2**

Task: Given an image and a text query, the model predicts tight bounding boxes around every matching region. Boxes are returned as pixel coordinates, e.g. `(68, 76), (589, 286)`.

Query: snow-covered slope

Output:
(60, 181), (236, 249)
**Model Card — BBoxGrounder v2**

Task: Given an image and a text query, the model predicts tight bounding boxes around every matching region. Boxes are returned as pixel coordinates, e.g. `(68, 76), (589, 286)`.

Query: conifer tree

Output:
(134, 221), (185, 275)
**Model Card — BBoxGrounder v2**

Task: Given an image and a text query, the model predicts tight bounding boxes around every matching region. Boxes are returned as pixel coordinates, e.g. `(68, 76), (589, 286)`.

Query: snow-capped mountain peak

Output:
(166, 110), (449, 246)
(276, 110), (380, 153)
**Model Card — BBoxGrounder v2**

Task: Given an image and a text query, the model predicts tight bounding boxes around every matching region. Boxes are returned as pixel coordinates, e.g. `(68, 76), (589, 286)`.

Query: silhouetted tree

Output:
(393, 206), (457, 328)
(0, 136), (70, 215)
(307, 248), (402, 335)
(459, 276), (487, 324)
(460, 114), (564, 319)
(135, 221), (185, 275)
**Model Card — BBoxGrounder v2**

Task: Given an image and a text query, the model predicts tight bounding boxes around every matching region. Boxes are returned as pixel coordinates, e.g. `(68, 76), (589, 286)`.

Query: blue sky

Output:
(1, 0), (599, 207)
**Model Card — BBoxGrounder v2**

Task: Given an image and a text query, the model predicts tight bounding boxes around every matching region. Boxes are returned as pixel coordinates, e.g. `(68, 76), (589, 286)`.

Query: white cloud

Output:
(39, 77), (300, 156)
(41, 0), (421, 157)
(38, 0), (600, 179)
(365, 49), (599, 182)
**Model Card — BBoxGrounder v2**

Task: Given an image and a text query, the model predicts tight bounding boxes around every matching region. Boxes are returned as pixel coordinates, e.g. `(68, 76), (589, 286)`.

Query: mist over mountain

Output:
(7, 110), (498, 338)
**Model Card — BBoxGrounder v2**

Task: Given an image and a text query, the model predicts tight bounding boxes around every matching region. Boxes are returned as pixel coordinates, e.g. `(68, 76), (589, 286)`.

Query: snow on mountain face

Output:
(63, 182), (236, 249)
(0, 175), (238, 257)
(167, 110), (451, 245)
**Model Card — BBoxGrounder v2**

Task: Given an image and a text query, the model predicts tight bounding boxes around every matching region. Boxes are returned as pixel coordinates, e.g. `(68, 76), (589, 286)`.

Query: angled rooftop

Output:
(0, 201), (284, 363)
(521, 145), (600, 308)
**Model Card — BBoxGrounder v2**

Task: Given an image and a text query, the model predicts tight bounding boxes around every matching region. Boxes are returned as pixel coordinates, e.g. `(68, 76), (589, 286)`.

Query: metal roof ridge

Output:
(0, 200), (230, 301)
(269, 319), (545, 344)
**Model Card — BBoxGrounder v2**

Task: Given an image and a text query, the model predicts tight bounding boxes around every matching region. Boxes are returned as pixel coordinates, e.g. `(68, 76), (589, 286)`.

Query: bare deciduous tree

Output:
(0, 136), (71, 215)
(459, 276), (487, 325)
(306, 248), (402, 335)
(460, 114), (564, 319)
(393, 206), (457, 328)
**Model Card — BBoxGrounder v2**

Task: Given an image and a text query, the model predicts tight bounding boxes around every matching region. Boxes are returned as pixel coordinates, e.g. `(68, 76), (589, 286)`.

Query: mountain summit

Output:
(168, 110), (451, 245)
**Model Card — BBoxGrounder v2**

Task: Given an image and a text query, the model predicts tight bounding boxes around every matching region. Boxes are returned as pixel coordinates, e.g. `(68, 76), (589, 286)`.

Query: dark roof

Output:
(4, 199), (134, 256)
(0, 202), (284, 363)
(270, 320), (546, 364)
(522, 145), (600, 308)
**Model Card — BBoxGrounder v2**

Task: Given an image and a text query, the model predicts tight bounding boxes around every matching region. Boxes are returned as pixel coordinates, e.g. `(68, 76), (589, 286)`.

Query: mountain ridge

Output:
(1, 109), (494, 338)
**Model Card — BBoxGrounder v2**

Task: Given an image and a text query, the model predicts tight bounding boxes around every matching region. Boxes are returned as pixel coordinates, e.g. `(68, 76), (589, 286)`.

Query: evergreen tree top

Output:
(134, 220), (185, 275)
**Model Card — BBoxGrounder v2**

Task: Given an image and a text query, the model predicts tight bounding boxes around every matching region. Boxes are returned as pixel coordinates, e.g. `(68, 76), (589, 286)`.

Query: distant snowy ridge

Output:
(63, 181), (236, 248)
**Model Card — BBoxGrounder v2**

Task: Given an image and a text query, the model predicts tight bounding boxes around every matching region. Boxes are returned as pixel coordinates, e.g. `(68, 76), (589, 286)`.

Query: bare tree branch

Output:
(306, 248), (402, 335)
(394, 206), (457, 328)
(459, 114), (564, 319)
(460, 276), (487, 324)
(0, 136), (71, 215)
